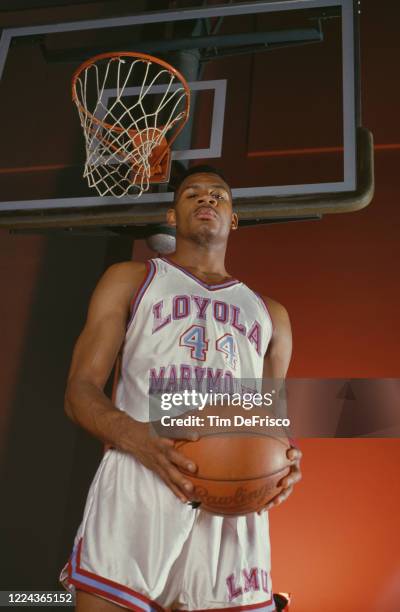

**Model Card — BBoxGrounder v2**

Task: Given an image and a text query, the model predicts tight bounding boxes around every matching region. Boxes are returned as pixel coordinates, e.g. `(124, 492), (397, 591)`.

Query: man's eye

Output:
(212, 192), (225, 199)
(187, 193), (197, 198)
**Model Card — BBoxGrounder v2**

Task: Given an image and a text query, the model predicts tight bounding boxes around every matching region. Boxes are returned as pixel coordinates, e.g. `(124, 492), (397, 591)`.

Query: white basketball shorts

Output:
(59, 448), (276, 611)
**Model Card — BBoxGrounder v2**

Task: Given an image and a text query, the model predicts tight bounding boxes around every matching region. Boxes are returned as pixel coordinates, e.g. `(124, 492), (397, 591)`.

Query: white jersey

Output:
(59, 256), (277, 612)
(115, 256), (273, 421)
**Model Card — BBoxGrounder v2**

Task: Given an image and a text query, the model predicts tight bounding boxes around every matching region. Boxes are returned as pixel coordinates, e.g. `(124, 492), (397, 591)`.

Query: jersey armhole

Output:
(126, 259), (157, 330)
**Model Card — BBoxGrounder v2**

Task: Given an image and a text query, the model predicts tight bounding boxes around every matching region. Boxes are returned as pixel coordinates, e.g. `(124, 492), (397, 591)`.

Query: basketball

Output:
(175, 428), (291, 516)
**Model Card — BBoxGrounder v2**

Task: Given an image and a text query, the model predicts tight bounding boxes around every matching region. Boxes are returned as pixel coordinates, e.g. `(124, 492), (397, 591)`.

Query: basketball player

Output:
(59, 165), (302, 612)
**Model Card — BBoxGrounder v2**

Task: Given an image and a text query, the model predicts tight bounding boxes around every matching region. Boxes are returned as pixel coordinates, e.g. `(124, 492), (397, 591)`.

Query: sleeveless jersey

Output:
(115, 256), (273, 420)
(60, 255), (277, 611)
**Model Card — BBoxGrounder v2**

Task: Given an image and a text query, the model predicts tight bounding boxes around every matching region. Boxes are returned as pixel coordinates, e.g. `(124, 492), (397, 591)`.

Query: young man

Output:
(59, 165), (302, 612)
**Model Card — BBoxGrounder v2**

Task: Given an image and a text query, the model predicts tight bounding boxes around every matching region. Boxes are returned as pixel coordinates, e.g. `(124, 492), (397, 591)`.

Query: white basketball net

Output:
(72, 55), (189, 198)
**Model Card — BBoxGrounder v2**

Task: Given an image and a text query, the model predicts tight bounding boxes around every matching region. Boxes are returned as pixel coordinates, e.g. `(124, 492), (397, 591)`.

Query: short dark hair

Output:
(173, 164), (231, 205)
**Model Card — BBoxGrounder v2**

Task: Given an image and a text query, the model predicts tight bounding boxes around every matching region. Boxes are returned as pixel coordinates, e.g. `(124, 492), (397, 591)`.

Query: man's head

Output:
(167, 165), (238, 248)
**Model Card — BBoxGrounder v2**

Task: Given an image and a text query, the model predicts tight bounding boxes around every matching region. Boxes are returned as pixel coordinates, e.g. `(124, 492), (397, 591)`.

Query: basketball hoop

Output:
(71, 52), (190, 198)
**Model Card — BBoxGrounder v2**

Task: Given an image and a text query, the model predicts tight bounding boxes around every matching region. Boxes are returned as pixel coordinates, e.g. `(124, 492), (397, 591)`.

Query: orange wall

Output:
(226, 153), (400, 379)
(221, 151), (400, 610)
(270, 439), (400, 612)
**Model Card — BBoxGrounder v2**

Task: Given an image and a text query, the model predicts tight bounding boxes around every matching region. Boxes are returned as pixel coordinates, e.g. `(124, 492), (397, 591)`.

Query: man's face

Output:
(167, 172), (238, 246)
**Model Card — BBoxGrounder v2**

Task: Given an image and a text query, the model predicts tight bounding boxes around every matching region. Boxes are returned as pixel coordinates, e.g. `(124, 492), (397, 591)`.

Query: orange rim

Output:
(71, 51), (191, 152)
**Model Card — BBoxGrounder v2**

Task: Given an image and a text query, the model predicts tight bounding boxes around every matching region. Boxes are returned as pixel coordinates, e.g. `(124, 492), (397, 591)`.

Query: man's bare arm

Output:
(65, 261), (196, 502)
(259, 296), (302, 512)
(65, 261), (145, 447)
(262, 297), (292, 380)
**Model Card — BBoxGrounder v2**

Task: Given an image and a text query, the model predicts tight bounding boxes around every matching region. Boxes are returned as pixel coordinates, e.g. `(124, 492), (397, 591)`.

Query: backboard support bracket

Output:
(0, 127), (373, 231)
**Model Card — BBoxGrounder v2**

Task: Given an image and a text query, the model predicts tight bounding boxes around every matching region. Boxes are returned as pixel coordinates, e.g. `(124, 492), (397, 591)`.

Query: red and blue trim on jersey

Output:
(161, 256), (241, 291)
(174, 599), (276, 612)
(126, 260), (157, 330)
(66, 538), (164, 612)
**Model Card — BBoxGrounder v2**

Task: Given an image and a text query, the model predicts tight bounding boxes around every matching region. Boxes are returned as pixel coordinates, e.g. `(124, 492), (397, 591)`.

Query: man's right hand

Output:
(127, 420), (199, 503)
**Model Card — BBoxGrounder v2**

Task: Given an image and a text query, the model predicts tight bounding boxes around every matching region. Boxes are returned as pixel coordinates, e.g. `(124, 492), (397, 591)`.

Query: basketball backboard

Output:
(0, 0), (373, 231)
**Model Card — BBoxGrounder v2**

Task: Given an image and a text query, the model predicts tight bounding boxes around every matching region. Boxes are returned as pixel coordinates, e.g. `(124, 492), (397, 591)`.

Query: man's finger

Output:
(157, 466), (189, 503)
(291, 469), (302, 484)
(280, 466), (302, 488)
(153, 436), (175, 449)
(160, 458), (195, 496)
(279, 474), (294, 489)
(166, 447), (197, 473)
(185, 431), (200, 442)
(278, 485), (293, 503)
(270, 487), (292, 508)
(158, 426), (200, 442)
(259, 485), (294, 513)
(287, 447), (302, 462)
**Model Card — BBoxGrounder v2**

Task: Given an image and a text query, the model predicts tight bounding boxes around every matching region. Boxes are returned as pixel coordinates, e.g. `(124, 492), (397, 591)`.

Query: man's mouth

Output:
(194, 206), (218, 220)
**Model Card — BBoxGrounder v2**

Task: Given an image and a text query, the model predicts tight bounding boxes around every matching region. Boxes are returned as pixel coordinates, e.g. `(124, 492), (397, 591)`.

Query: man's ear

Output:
(231, 212), (239, 230)
(166, 207), (177, 227)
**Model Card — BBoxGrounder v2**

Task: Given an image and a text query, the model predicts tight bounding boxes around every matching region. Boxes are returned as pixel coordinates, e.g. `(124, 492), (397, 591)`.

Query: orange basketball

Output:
(175, 432), (291, 516)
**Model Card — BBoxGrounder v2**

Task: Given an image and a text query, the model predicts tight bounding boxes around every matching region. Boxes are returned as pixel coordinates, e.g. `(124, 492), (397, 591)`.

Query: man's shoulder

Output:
(261, 295), (288, 314)
(260, 295), (291, 331)
(92, 261), (151, 310)
(102, 260), (149, 286)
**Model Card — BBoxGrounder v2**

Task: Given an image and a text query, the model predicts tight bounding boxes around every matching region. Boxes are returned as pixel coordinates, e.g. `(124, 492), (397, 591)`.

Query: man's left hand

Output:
(258, 447), (302, 514)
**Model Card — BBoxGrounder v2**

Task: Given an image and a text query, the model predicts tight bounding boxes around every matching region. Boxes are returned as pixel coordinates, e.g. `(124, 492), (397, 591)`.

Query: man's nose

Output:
(197, 194), (217, 205)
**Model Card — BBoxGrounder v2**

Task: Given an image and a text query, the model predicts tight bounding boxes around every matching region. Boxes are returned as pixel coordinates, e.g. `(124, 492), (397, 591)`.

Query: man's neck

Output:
(166, 244), (230, 280)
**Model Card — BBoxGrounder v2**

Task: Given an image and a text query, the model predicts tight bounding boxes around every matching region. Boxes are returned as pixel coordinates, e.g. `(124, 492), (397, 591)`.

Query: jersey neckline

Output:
(159, 256), (241, 291)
